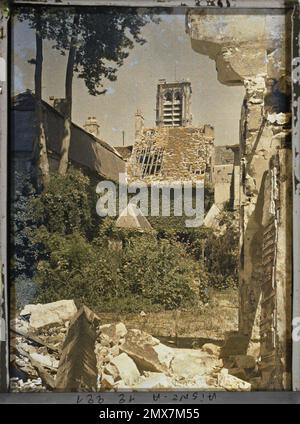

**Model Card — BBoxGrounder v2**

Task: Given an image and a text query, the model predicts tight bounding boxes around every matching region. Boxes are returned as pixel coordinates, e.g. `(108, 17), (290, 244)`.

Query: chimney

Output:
(135, 109), (144, 140)
(83, 116), (100, 137)
(49, 97), (67, 117)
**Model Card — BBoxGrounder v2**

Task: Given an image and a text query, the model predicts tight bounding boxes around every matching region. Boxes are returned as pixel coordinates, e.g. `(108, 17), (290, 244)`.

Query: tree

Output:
(17, 7), (50, 186)
(50, 7), (159, 175)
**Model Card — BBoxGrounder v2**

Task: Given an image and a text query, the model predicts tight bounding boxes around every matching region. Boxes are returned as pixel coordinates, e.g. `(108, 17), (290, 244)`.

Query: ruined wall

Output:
(187, 9), (292, 389)
(127, 126), (214, 184)
(213, 164), (234, 206)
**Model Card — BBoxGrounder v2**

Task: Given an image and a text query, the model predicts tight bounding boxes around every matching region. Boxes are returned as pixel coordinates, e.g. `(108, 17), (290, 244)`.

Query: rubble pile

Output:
(10, 300), (258, 392)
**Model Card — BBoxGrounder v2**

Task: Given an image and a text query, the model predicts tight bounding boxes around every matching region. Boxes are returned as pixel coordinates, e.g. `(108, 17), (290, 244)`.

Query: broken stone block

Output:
(29, 352), (59, 370)
(133, 373), (173, 390)
(247, 105), (263, 131)
(120, 329), (174, 373)
(100, 322), (127, 342)
(101, 374), (115, 390)
(217, 369), (251, 392)
(171, 348), (221, 379)
(104, 363), (120, 381)
(201, 343), (221, 357)
(56, 306), (100, 392)
(109, 345), (120, 358)
(20, 300), (77, 331)
(233, 355), (256, 370)
(267, 112), (291, 125)
(111, 353), (140, 386)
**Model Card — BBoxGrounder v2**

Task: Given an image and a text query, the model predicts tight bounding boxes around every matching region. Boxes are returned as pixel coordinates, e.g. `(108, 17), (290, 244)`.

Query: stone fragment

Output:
(111, 353), (140, 386)
(104, 363), (120, 381)
(171, 348), (220, 379)
(109, 345), (120, 358)
(217, 369), (251, 392)
(120, 330), (174, 373)
(100, 323), (127, 342)
(29, 352), (59, 369)
(133, 373), (173, 390)
(101, 374), (115, 390)
(20, 300), (77, 331)
(201, 343), (221, 357)
(267, 112), (291, 125)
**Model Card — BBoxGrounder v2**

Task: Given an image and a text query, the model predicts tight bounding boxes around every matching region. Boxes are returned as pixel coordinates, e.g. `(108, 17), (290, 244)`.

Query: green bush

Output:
(31, 168), (98, 238)
(33, 228), (207, 312)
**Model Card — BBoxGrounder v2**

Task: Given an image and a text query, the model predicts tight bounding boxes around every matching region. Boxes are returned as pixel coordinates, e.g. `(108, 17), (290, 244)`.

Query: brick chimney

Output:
(83, 116), (100, 137)
(135, 109), (144, 140)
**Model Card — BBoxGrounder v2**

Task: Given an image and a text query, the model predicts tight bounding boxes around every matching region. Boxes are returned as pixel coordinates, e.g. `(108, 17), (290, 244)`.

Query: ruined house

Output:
(213, 145), (240, 209)
(11, 91), (126, 183)
(187, 9), (292, 390)
(127, 80), (214, 185)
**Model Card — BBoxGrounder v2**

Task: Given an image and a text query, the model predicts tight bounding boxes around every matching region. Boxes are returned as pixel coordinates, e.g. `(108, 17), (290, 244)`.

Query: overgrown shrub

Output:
(33, 228), (207, 312)
(31, 168), (98, 238)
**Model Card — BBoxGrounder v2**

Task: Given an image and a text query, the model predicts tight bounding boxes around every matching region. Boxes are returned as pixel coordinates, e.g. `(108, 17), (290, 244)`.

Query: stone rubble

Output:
(10, 300), (259, 392)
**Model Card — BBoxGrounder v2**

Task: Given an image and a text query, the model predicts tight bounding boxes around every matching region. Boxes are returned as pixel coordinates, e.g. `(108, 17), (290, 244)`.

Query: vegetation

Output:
(11, 168), (239, 312)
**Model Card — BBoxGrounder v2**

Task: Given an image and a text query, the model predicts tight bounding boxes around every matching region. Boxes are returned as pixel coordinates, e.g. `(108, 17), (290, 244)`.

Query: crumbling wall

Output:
(128, 126), (214, 184)
(187, 9), (292, 389)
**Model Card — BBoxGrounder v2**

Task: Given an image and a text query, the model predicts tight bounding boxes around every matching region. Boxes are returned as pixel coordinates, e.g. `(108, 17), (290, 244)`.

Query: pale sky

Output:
(12, 9), (245, 147)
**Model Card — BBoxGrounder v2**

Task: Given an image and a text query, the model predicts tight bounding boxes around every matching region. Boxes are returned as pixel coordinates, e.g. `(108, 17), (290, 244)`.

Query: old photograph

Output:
(8, 4), (292, 393)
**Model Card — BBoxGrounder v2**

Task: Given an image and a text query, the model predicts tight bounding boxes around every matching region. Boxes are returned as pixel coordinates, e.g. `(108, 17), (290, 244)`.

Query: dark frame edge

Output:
(0, 0), (9, 394)
(0, 0), (299, 402)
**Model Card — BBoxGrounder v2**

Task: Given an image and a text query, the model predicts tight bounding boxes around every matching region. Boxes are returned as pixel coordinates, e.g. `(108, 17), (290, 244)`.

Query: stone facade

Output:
(128, 81), (214, 184)
(187, 9), (292, 389)
(156, 80), (192, 128)
(213, 145), (240, 208)
(128, 125), (214, 184)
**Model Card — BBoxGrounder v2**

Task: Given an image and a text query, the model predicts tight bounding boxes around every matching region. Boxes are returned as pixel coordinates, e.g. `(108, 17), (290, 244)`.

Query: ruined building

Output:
(213, 145), (240, 209)
(187, 9), (292, 390)
(11, 92), (125, 183)
(127, 80), (214, 184)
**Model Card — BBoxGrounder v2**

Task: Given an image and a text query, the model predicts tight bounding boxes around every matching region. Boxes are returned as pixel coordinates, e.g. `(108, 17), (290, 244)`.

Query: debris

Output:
(55, 306), (100, 392)
(20, 300), (77, 331)
(103, 363), (120, 381)
(217, 368), (251, 392)
(120, 329), (174, 373)
(100, 322), (127, 342)
(10, 327), (60, 353)
(10, 301), (257, 392)
(201, 343), (221, 357)
(133, 372), (173, 390)
(171, 348), (221, 379)
(29, 352), (59, 370)
(101, 374), (115, 390)
(111, 353), (140, 386)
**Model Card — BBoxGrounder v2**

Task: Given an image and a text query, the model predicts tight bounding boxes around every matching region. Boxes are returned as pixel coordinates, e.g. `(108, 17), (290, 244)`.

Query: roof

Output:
(114, 146), (133, 161)
(116, 203), (152, 232)
(11, 92), (126, 181)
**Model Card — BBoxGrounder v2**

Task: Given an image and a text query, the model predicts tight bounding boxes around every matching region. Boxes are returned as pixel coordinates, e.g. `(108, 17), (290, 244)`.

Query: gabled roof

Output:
(11, 91), (125, 181)
(116, 203), (152, 232)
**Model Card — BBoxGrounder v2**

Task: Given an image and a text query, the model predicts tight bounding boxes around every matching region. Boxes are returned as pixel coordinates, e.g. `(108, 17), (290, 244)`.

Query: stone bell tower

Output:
(156, 79), (192, 128)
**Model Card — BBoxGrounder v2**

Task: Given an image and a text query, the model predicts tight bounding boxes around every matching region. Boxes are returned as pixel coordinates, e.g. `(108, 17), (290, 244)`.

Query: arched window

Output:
(174, 91), (181, 101)
(164, 91), (172, 102)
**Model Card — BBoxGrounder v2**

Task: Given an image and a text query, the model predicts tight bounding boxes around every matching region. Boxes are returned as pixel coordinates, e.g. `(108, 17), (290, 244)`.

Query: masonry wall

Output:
(128, 126), (214, 184)
(187, 9), (292, 389)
